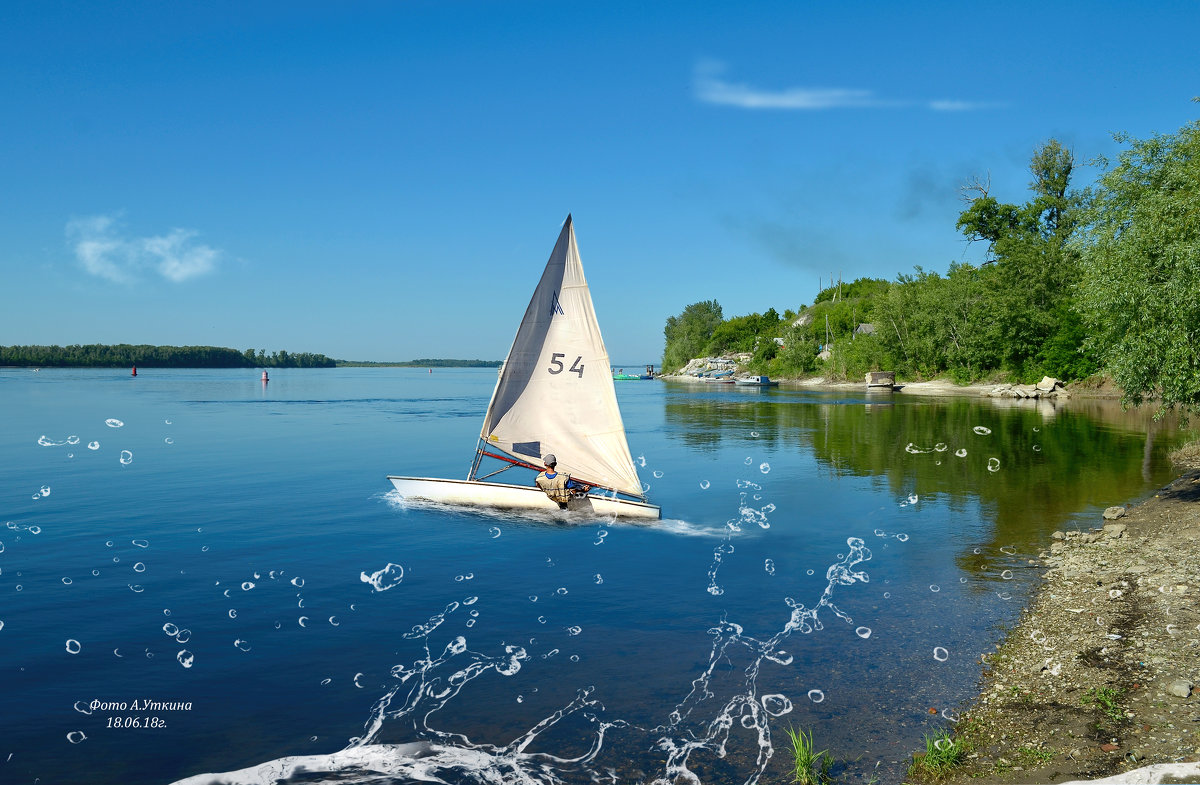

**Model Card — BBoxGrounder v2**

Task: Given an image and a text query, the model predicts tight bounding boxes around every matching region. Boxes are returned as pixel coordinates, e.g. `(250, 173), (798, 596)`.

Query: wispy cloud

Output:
(695, 60), (997, 112)
(66, 214), (220, 283)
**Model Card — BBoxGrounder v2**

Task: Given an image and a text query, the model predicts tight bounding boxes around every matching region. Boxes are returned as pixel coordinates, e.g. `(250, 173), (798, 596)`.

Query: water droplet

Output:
(67, 731), (87, 744)
(855, 626), (872, 639)
(1001, 570), (1013, 580)
(489, 526), (501, 538)
(744, 456), (753, 465)
(105, 418), (124, 428)
(759, 462), (770, 474)
(228, 610), (237, 619)
(119, 450), (133, 465)
(556, 587), (568, 595)
(895, 533), (909, 542)
(242, 581), (255, 590)
(764, 559), (775, 576)
(39, 486), (51, 497)
(653, 470), (663, 478)
(566, 625), (582, 636)
(973, 426), (991, 435)
(164, 437), (174, 445)
(594, 574), (603, 584)
(73, 700), (93, 715)
(883, 592), (891, 599)
(163, 623), (179, 636)
(807, 689), (825, 703)
(291, 577), (305, 588)
(62, 577), (73, 585)
(762, 693), (793, 716)
(987, 457), (1000, 472)
(177, 650), (194, 668)
(65, 639), (81, 654)
(933, 646), (949, 662)
(699, 480), (710, 490)
(328, 616), (339, 626)
(133, 562), (146, 573)
(930, 585), (940, 593)
(87, 441), (100, 450)
(1032, 444), (1041, 452)
(234, 639), (251, 652)
(298, 617), (308, 627)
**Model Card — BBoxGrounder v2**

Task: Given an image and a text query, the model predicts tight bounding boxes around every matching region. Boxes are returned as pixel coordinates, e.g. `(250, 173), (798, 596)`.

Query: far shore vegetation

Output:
(0, 345), (502, 369)
(662, 116), (1200, 420)
(2, 344), (336, 368)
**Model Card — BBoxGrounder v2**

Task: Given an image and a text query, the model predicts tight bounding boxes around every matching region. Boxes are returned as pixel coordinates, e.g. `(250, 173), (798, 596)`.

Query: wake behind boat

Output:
(388, 216), (661, 520)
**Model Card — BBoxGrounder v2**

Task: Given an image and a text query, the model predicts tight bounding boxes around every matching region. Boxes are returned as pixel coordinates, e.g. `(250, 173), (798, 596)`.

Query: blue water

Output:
(0, 368), (1181, 784)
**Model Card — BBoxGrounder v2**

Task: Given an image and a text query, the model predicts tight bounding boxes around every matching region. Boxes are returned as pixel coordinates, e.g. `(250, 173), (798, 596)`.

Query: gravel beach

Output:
(933, 469), (1200, 785)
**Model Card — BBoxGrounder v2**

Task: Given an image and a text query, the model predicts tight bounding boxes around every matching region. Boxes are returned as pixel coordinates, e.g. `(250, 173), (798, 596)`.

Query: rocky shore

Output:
(934, 470), (1200, 785)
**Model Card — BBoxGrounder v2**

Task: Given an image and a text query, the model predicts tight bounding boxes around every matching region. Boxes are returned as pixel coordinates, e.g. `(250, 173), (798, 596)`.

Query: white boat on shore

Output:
(388, 216), (661, 521)
(734, 375), (778, 387)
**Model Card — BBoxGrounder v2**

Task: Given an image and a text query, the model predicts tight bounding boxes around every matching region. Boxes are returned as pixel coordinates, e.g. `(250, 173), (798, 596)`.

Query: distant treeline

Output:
(662, 118), (1200, 419)
(335, 358), (502, 368)
(1, 344), (336, 368)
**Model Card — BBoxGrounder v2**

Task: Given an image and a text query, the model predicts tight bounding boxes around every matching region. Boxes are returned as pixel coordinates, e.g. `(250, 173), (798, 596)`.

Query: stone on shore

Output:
(1103, 505), (1127, 519)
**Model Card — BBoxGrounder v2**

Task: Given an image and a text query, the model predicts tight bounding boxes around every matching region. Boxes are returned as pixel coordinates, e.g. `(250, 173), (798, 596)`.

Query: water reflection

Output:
(662, 383), (1190, 555)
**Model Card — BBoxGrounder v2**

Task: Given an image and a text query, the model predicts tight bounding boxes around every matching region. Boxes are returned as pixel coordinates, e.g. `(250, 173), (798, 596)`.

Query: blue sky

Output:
(2, 1), (1197, 363)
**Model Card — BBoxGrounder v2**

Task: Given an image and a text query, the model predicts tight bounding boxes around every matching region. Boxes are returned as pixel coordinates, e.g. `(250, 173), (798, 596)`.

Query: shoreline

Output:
(932, 469), (1200, 785)
(659, 374), (1119, 399)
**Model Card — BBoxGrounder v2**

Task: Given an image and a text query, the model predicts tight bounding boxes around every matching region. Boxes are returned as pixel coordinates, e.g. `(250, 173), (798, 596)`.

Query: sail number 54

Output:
(548, 353), (584, 378)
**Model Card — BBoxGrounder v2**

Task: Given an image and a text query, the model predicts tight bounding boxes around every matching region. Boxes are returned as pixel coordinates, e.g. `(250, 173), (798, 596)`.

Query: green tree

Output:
(1074, 121), (1200, 416)
(957, 139), (1089, 380)
(662, 300), (724, 371)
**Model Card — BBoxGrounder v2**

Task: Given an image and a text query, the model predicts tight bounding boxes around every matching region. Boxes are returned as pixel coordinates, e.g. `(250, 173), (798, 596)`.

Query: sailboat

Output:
(387, 216), (661, 520)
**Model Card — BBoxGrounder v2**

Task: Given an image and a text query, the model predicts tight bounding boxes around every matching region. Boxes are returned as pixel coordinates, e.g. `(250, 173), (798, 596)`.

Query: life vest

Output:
(536, 471), (572, 504)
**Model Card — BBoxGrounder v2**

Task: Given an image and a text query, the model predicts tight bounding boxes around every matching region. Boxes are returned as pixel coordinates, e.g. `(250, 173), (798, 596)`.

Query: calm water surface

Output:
(0, 368), (1188, 784)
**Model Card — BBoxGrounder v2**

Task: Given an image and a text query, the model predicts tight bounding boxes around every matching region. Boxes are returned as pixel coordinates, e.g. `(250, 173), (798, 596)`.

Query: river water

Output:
(0, 368), (1187, 784)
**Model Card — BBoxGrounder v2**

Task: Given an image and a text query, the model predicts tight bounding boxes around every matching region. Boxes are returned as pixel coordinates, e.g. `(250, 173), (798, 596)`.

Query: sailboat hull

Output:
(387, 476), (661, 520)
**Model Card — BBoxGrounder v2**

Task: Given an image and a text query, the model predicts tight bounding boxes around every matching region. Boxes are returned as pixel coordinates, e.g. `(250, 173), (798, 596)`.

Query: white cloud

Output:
(66, 214), (220, 283)
(695, 60), (995, 112)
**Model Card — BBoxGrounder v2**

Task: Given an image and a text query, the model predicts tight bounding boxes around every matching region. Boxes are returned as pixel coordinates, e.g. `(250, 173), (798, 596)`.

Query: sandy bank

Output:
(933, 470), (1200, 785)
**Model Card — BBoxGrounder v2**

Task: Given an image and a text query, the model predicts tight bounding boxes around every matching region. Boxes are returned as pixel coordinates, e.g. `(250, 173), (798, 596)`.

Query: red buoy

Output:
(261, 371), (269, 383)
(132, 366), (137, 377)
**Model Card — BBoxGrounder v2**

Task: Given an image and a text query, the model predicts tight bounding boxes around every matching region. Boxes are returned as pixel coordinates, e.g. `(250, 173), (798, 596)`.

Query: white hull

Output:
(387, 476), (661, 520)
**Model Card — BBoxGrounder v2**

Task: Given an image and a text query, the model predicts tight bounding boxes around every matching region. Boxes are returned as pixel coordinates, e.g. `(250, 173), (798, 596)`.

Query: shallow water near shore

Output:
(0, 368), (1189, 784)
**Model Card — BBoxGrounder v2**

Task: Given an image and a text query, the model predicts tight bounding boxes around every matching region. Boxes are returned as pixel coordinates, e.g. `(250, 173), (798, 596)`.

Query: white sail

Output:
(476, 216), (644, 498)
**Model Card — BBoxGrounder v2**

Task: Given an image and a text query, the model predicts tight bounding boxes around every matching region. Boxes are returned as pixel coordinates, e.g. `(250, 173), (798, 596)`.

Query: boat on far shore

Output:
(734, 375), (778, 387)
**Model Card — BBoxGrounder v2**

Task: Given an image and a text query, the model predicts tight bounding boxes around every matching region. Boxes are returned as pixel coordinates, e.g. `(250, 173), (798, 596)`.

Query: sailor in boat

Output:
(534, 454), (590, 510)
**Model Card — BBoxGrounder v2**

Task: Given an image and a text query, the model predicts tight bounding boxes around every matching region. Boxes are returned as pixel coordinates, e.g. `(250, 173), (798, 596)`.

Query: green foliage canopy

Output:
(662, 300), (723, 371)
(1074, 121), (1200, 416)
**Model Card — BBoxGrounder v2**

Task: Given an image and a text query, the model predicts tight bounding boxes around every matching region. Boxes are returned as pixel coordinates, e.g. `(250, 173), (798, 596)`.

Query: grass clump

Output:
(1082, 686), (1125, 723)
(906, 730), (964, 782)
(1169, 439), (1200, 469)
(783, 725), (828, 784)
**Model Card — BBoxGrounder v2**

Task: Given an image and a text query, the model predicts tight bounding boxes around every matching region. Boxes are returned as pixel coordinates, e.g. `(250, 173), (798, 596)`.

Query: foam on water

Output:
(169, 474), (883, 785)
